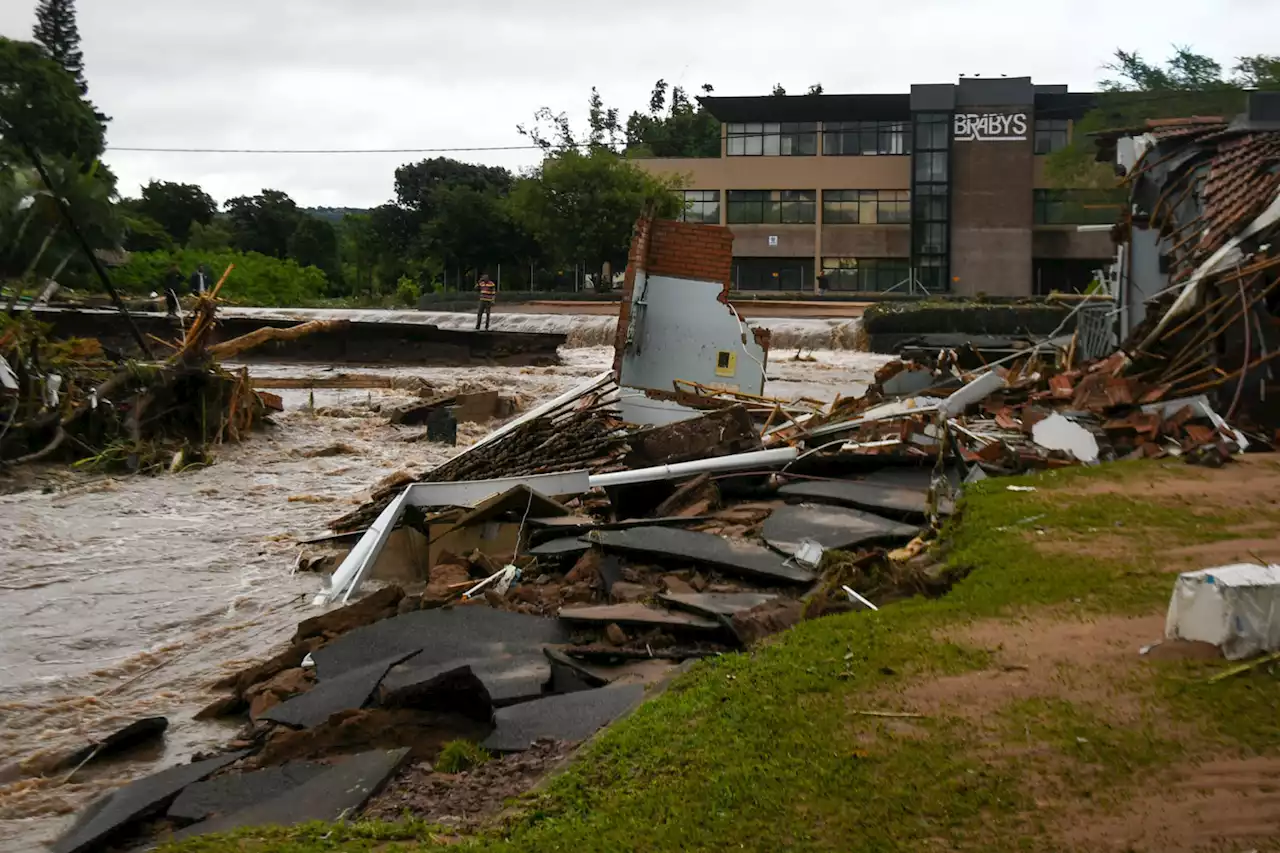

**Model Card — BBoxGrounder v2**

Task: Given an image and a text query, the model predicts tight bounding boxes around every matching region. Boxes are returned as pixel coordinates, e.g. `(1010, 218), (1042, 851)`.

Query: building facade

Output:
(635, 77), (1119, 297)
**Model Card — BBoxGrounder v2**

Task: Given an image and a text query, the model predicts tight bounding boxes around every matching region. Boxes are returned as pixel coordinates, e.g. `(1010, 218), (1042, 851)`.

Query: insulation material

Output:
(1165, 563), (1280, 660)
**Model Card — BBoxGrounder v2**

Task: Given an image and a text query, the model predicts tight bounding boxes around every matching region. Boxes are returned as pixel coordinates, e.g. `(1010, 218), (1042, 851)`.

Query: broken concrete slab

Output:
(381, 654), (550, 708)
(293, 585), (405, 645)
(543, 647), (611, 691)
(482, 684), (646, 752)
(312, 606), (570, 681)
(377, 664), (494, 721)
(657, 592), (780, 619)
(762, 503), (919, 556)
(167, 761), (327, 822)
(861, 466), (963, 492)
(1032, 413), (1100, 463)
(48, 716), (169, 774)
(586, 527), (816, 584)
(528, 537), (592, 558)
(51, 751), (246, 853)
(172, 748), (411, 843)
(778, 479), (951, 519)
(259, 650), (420, 729)
(559, 603), (722, 633)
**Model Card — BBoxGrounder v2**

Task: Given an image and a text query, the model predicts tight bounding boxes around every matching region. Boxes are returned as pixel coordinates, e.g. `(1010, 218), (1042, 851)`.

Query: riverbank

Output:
(158, 456), (1280, 853)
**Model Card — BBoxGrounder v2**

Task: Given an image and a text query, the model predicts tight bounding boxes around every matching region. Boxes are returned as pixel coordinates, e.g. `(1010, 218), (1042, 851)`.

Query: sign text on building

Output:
(953, 112), (1029, 142)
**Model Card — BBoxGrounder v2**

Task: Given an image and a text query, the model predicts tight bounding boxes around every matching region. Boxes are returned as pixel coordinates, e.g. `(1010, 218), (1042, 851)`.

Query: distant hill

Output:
(305, 207), (370, 223)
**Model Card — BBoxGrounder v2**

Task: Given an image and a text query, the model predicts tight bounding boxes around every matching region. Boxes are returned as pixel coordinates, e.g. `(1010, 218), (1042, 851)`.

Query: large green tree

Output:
(33, 0), (86, 95)
(0, 36), (103, 164)
(224, 189), (303, 259)
(288, 216), (340, 285)
(130, 180), (217, 244)
(394, 157), (513, 220)
(507, 149), (681, 289)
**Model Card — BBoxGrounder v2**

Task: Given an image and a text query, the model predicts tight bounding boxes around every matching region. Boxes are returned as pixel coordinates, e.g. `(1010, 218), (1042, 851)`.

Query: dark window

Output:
(680, 189), (721, 224)
(726, 122), (818, 156)
(910, 111), (952, 293)
(1033, 189), (1125, 224)
(822, 121), (911, 155)
(1034, 119), (1070, 155)
(732, 257), (813, 291)
(726, 190), (816, 224)
(822, 190), (910, 224)
(1033, 258), (1111, 295)
(821, 258), (911, 293)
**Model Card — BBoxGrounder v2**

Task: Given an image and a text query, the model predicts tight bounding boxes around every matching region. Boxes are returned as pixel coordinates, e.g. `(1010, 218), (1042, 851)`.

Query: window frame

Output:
(821, 120), (912, 156)
(821, 190), (911, 225)
(820, 257), (912, 293)
(726, 122), (818, 157)
(726, 189), (817, 224)
(1034, 118), (1070, 155)
(680, 189), (721, 224)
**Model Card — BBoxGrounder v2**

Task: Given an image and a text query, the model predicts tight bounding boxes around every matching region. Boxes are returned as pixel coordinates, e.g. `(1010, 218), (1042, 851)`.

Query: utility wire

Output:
(107, 143), (551, 154)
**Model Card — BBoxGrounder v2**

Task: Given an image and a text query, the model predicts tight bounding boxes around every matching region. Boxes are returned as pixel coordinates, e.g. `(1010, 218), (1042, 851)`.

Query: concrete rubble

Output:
(43, 203), (1280, 851)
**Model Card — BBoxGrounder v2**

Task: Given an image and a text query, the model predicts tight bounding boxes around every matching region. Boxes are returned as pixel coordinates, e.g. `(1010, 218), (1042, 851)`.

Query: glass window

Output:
(1033, 189), (1125, 224)
(822, 121), (911, 155)
(822, 190), (910, 224)
(913, 184), (948, 221)
(680, 190), (720, 224)
(727, 190), (816, 224)
(726, 122), (817, 157)
(820, 258), (912, 293)
(733, 257), (814, 291)
(914, 151), (948, 182)
(1034, 119), (1070, 154)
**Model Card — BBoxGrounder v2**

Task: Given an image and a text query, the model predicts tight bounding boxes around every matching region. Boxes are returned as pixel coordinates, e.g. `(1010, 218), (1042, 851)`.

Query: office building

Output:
(635, 76), (1120, 296)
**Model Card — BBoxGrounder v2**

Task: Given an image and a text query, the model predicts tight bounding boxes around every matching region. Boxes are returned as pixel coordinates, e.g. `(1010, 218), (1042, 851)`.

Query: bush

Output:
(395, 276), (420, 307)
(112, 249), (327, 307)
(434, 739), (490, 774)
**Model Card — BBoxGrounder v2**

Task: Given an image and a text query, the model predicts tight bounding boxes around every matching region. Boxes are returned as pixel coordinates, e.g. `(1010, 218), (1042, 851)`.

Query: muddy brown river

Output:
(0, 334), (888, 851)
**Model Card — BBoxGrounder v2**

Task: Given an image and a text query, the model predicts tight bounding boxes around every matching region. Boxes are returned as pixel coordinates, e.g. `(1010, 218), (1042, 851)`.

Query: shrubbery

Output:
(113, 250), (327, 307)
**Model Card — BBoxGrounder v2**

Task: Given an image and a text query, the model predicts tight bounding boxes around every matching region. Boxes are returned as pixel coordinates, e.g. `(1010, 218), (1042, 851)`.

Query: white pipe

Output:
(588, 447), (799, 488)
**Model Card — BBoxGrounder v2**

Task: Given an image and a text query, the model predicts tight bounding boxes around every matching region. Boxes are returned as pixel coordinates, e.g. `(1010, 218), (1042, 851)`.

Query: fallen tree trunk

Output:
(208, 319), (349, 361)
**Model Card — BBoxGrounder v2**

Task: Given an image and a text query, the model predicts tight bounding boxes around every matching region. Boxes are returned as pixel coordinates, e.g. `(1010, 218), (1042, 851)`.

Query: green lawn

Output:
(159, 461), (1280, 853)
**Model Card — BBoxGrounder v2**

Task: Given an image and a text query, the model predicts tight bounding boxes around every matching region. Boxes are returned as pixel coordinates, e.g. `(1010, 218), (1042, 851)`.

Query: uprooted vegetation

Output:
(155, 458), (1280, 853)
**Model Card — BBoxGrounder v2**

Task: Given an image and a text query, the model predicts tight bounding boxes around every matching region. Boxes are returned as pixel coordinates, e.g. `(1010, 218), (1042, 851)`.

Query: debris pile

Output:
(1, 293), (274, 473)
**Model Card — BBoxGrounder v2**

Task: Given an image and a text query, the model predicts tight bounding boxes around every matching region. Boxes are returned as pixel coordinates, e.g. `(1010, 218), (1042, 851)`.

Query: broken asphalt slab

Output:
(48, 716), (169, 774)
(167, 762), (327, 822)
(51, 751), (247, 853)
(762, 503), (919, 555)
(311, 606), (570, 681)
(482, 684), (647, 753)
(657, 592), (780, 619)
(585, 527), (816, 584)
(778, 479), (952, 519)
(171, 749), (410, 843)
(558, 603), (723, 633)
(381, 654), (548, 708)
(528, 537), (592, 558)
(259, 650), (420, 729)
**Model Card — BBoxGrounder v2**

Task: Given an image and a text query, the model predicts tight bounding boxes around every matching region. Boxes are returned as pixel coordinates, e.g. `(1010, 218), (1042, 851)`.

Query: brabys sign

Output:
(953, 112), (1028, 142)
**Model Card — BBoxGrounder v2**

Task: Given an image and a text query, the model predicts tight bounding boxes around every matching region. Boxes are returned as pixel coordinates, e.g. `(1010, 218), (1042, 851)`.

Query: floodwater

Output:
(0, 323), (888, 851)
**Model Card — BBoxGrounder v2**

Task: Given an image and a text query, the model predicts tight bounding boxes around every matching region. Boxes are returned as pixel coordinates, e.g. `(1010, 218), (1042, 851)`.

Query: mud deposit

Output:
(0, 344), (886, 850)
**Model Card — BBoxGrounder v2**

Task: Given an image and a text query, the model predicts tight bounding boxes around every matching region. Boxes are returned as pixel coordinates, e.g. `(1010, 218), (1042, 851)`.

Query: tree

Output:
(807, 83), (824, 95)
(120, 212), (173, 253)
(187, 218), (235, 251)
(224, 190), (303, 259)
(1045, 47), (1277, 189)
(131, 180), (217, 244)
(288, 216), (340, 284)
(394, 157), (513, 220)
(507, 149), (681, 290)
(32, 0), (86, 95)
(0, 37), (103, 164)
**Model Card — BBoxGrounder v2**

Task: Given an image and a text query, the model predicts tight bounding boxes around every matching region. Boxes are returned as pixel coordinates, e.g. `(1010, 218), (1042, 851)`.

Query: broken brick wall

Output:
(613, 215), (737, 376)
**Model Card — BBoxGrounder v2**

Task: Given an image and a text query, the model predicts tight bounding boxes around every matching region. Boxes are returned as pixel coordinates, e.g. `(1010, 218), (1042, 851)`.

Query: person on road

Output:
(475, 274), (496, 330)
(162, 263), (184, 317)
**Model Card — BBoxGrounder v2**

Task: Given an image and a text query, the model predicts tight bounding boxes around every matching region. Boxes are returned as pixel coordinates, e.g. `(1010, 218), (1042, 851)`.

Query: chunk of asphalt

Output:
(762, 503), (919, 556)
(381, 653), (549, 708)
(167, 762), (327, 823)
(528, 537), (591, 558)
(543, 647), (611, 692)
(558, 603), (722, 633)
(657, 592), (780, 619)
(481, 684), (646, 753)
(51, 751), (247, 853)
(259, 650), (420, 729)
(49, 716), (169, 774)
(778, 479), (952, 519)
(311, 607), (569, 681)
(172, 749), (410, 842)
(585, 527), (815, 584)
(377, 663), (494, 722)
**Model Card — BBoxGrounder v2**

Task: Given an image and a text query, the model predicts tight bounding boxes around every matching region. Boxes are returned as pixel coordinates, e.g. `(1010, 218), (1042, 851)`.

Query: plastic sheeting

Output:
(1165, 563), (1280, 660)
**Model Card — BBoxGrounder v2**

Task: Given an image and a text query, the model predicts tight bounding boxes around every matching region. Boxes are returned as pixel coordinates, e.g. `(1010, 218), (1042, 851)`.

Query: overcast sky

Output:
(3, 0), (1277, 208)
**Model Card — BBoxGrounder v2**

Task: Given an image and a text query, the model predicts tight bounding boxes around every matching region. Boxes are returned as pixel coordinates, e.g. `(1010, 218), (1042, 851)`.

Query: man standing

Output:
(189, 263), (212, 296)
(475, 273), (496, 330)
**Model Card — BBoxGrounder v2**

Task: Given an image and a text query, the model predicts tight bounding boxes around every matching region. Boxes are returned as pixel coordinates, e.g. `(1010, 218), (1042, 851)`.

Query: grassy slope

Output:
(161, 460), (1280, 853)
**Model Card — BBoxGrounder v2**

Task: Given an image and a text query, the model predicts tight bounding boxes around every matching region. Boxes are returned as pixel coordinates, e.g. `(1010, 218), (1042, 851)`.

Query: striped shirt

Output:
(478, 281), (497, 302)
